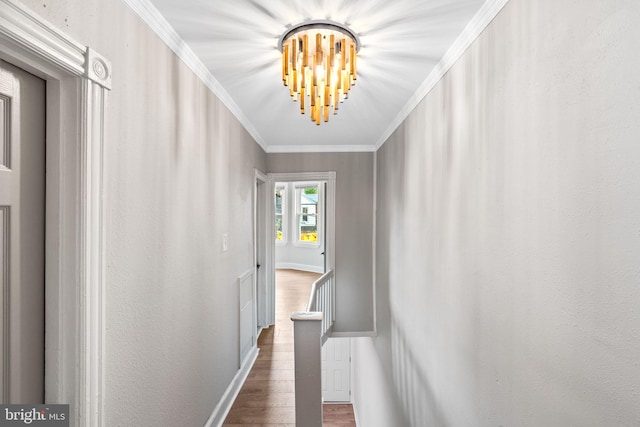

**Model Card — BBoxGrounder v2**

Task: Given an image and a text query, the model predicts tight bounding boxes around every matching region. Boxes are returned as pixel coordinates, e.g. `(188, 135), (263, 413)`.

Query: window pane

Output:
(275, 187), (283, 215)
(276, 214), (283, 240)
(298, 185), (319, 242)
(275, 187), (285, 241)
(299, 214), (317, 241)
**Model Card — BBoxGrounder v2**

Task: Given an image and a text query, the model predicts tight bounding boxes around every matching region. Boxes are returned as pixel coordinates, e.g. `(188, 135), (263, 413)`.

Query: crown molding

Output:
(374, 0), (511, 150)
(123, 0), (510, 154)
(122, 0), (268, 152)
(267, 144), (376, 154)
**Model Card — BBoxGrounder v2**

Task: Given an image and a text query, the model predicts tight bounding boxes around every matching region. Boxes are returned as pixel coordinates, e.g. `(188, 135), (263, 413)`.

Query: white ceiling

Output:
(148, 0), (488, 152)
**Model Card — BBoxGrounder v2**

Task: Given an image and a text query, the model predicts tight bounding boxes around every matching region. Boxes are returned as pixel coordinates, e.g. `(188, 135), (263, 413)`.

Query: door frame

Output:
(0, 1), (110, 425)
(253, 169), (269, 330)
(265, 172), (336, 324)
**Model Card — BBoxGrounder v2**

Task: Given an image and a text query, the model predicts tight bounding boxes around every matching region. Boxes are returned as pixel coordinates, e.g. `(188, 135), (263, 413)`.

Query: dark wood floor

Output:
(223, 269), (357, 427)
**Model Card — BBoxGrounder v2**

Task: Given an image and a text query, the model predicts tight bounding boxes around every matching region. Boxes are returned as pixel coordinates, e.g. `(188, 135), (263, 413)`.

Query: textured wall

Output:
(267, 152), (375, 333)
(355, 0), (640, 426)
(17, 0), (266, 425)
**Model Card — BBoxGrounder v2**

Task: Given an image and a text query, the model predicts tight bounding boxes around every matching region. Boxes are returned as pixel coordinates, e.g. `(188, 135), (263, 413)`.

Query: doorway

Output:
(0, 60), (46, 403)
(322, 337), (351, 402)
(262, 171), (336, 328)
(265, 172), (351, 403)
(275, 181), (326, 274)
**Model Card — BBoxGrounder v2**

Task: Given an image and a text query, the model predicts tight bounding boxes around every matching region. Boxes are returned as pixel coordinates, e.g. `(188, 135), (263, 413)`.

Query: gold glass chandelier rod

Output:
(278, 20), (360, 125)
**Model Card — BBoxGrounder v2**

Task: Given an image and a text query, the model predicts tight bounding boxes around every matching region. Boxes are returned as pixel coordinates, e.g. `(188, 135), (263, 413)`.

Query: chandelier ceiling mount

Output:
(278, 20), (360, 125)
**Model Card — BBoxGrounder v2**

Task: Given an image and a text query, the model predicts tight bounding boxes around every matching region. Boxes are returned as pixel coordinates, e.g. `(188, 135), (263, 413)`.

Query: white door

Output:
(321, 337), (351, 402)
(0, 60), (46, 403)
(254, 175), (267, 330)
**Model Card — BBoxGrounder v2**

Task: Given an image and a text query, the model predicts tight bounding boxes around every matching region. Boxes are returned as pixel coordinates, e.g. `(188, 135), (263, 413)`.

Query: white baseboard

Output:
(352, 398), (362, 427)
(204, 345), (258, 427)
(276, 263), (324, 274)
(257, 326), (267, 338)
(330, 331), (377, 338)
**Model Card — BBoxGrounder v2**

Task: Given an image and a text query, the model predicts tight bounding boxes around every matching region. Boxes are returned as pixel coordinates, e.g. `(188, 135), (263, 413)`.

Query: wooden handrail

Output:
(291, 269), (335, 427)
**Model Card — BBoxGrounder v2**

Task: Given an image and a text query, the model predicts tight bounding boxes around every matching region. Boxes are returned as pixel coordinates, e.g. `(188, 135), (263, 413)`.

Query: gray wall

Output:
(18, 0), (267, 425)
(268, 153), (375, 333)
(354, 0), (640, 426)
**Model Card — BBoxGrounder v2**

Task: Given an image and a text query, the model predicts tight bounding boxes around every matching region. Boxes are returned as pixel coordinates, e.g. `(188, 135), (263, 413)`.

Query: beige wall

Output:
(355, 0), (640, 425)
(17, 0), (266, 425)
(268, 152), (375, 333)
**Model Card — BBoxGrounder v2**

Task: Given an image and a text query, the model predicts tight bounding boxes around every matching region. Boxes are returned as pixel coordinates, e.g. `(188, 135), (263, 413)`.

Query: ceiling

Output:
(148, 0), (488, 152)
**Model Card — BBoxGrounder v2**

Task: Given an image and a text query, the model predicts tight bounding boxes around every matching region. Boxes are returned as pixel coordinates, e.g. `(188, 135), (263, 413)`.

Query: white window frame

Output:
(275, 183), (287, 246)
(293, 182), (322, 249)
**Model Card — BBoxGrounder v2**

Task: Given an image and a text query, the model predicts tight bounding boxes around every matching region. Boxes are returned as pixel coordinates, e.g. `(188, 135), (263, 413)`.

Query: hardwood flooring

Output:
(223, 269), (357, 427)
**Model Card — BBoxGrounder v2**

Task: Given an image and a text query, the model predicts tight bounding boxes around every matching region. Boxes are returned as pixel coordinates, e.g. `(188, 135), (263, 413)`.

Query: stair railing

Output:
(305, 270), (335, 341)
(290, 269), (335, 427)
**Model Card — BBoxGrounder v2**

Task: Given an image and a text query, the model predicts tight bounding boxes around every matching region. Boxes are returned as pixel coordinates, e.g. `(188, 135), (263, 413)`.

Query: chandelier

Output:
(279, 20), (360, 125)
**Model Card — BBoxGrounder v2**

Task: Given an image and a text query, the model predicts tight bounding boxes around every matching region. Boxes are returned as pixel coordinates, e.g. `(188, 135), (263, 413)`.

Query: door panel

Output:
(255, 178), (266, 330)
(321, 337), (351, 402)
(0, 60), (45, 404)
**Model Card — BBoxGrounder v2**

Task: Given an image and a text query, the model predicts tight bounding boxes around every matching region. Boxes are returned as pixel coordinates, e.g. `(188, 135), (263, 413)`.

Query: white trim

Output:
(238, 268), (256, 368)
(291, 240), (322, 249)
(265, 177), (277, 326)
(352, 392), (362, 427)
(276, 263), (325, 274)
(267, 144), (377, 154)
(270, 172), (337, 183)
(0, 0), (110, 425)
(254, 169), (271, 328)
(257, 326), (267, 339)
(204, 346), (259, 427)
(274, 183), (288, 246)
(350, 337), (360, 423)
(330, 331), (377, 338)
(374, 0), (511, 149)
(372, 150), (377, 335)
(0, 0), (85, 76)
(122, 0), (267, 152)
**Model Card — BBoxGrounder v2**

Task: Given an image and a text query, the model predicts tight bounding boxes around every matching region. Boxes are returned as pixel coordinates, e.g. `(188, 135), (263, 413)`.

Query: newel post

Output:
(291, 312), (323, 427)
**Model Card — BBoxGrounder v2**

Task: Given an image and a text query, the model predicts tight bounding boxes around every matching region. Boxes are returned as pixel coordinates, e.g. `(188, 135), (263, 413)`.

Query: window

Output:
(295, 184), (320, 246)
(275, 184), (286, 244)
(275, 182), (323, 247)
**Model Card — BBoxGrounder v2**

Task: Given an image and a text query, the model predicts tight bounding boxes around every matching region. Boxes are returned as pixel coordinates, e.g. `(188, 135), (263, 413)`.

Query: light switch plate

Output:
(222, 233), (229, 252)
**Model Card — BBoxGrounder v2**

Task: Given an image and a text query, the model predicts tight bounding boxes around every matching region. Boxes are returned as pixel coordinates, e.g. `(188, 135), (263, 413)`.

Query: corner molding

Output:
(267, 144), (377, 154)
(269, 171), (337, 182)
(0, 0), (113, 89)
(85, 47), (112, 89)
(0, 0), (85, 75)
(374, 0), (511, 149)
(122, 0), (268, 152)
